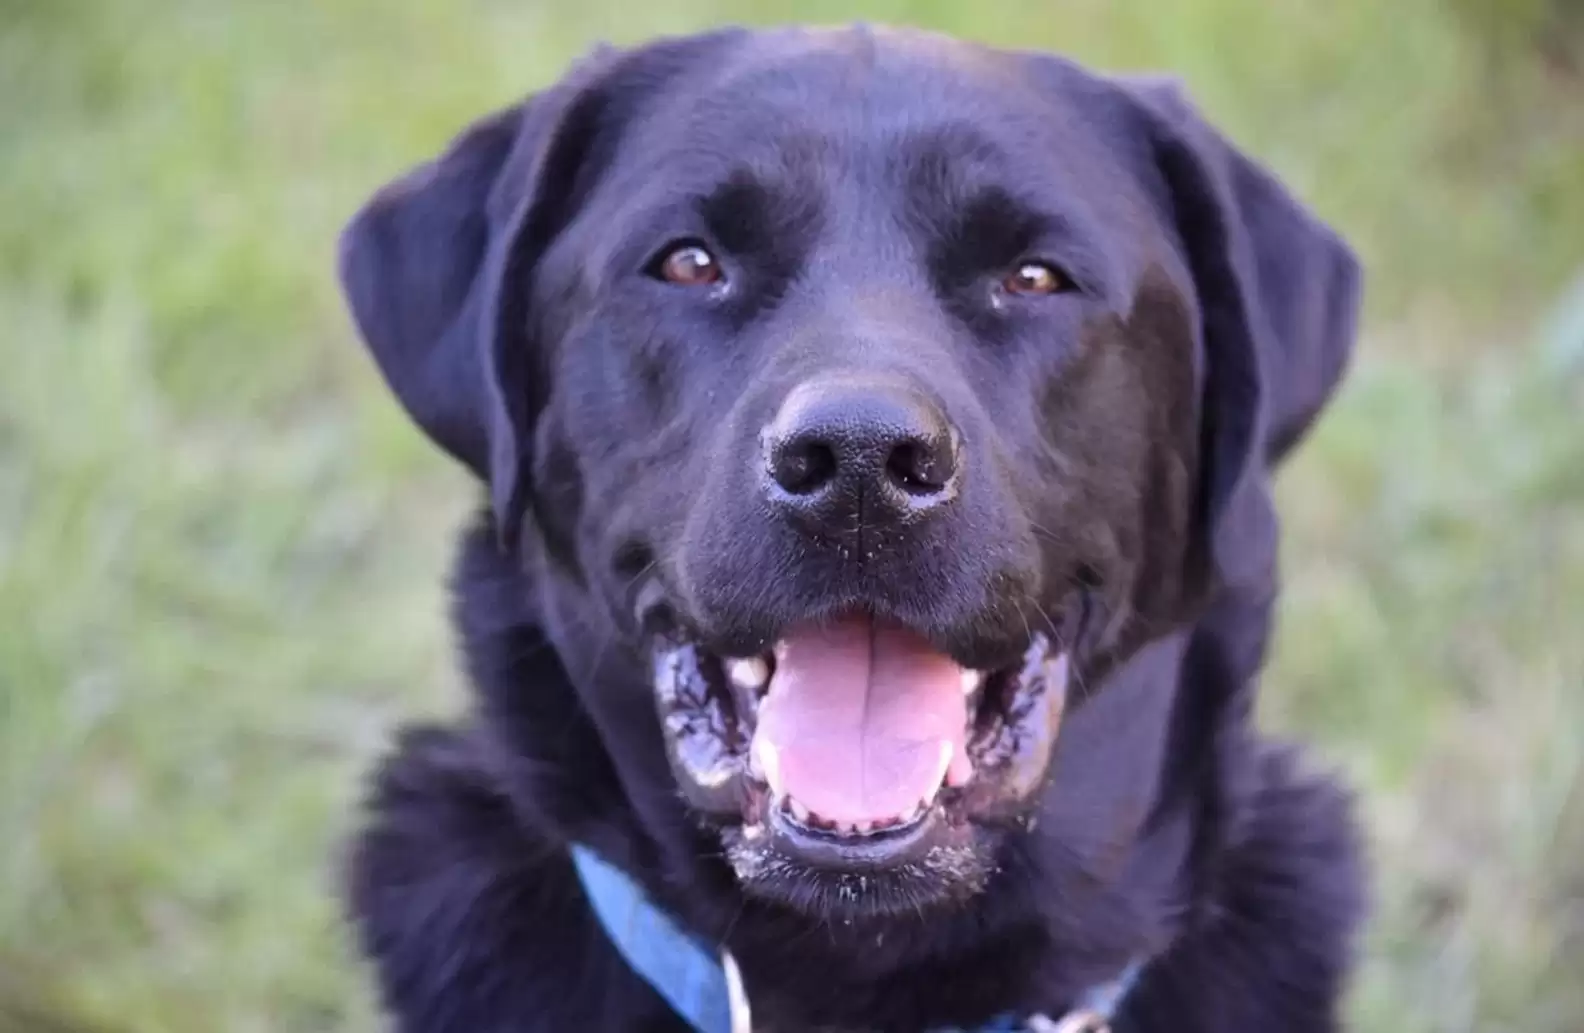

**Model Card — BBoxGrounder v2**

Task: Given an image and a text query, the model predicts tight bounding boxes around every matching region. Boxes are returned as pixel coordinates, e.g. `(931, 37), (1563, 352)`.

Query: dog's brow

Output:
(695, 170), (821, 258)
(940, 188), (1053, 267)
(913, 171), (1111, 296)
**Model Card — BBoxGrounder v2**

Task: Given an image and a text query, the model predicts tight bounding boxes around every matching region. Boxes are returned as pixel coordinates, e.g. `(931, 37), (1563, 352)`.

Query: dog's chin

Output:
(648, 609), (1072, 921)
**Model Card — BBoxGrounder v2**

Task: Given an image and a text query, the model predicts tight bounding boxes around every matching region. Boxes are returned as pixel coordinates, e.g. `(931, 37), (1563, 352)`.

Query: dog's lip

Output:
(750, 796), (957, 873)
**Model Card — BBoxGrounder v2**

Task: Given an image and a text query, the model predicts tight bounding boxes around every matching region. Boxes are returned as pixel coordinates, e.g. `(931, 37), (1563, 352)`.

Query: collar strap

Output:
(570, 844), (1140, 1033)
(570, 844), (742, 1033)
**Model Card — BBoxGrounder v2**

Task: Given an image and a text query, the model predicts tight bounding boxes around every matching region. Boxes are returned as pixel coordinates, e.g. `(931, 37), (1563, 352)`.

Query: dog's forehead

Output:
(607, 27), (1125, 193)
(702, 25), (1038, 118)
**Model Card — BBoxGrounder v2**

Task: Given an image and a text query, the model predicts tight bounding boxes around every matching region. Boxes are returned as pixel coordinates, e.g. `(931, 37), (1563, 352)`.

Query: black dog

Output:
(337, 25), (1365, 1033)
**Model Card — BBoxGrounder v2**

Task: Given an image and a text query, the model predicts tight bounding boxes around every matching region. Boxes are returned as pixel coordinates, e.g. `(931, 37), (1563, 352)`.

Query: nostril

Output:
(885, 438), (957, 497)
(770, 439), (838, 495)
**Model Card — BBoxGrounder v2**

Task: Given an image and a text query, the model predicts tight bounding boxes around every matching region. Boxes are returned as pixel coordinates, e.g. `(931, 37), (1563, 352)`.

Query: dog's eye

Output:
(1002, 261), (1071, 297)
(651, 242), (723, 287)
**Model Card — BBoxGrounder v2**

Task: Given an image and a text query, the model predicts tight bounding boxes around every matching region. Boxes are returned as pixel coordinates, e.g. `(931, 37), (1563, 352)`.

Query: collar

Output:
(569, 844), (1141, 1033)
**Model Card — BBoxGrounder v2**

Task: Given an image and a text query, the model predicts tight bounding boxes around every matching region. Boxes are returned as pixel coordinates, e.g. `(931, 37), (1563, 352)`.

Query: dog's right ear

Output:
(336, 47), (618, 548)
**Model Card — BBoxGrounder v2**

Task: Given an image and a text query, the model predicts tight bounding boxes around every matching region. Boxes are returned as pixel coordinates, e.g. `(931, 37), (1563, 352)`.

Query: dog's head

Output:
(339, 27), (1357, 921)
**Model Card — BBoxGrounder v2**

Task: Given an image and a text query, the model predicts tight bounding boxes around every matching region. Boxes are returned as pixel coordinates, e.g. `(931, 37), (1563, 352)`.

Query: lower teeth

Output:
(779, 797), (932, 834)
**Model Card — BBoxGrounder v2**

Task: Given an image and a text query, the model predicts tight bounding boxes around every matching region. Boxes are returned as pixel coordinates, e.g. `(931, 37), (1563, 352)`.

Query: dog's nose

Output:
(761, 377), (960, 527)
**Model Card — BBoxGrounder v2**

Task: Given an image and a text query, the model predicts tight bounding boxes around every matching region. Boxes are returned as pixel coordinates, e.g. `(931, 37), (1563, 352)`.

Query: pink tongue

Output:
(751, 617), (974, 824)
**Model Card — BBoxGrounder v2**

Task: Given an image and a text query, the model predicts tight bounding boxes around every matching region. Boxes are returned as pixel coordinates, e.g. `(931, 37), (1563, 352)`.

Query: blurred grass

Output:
(0, 1), (1580, 1030)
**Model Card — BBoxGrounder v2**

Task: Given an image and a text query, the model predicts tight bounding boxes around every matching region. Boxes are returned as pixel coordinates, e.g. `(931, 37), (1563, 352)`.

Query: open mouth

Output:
(652, 614), (1070, 868)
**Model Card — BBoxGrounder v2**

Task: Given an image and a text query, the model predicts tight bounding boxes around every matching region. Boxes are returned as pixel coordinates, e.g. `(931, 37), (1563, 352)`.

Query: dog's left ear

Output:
(1119, 76), (1362, 591)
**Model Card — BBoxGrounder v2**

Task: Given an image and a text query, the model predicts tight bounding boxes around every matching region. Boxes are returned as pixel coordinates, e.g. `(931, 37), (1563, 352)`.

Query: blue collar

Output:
(569, 844), (1140, 1033)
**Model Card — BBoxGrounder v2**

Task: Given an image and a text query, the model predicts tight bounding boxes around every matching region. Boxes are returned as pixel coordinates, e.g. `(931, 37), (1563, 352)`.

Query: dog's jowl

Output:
(337, 25), (1365, 1033)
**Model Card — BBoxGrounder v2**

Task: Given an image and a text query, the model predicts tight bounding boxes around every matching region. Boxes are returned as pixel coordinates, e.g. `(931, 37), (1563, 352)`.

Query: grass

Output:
(0, 0), (1580, 1030)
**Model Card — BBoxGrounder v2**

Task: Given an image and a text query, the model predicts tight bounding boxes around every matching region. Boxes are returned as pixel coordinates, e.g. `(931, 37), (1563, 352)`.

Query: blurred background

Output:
(1, 0), (1581, 1030)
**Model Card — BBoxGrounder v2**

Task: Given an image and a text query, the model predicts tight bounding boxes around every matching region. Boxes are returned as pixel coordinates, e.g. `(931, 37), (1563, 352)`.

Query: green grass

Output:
(1, 1), (1580, 1030)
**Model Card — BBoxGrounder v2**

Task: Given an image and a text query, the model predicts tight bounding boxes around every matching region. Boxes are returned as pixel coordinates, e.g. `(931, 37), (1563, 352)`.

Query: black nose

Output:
(762, 376), (960, 527)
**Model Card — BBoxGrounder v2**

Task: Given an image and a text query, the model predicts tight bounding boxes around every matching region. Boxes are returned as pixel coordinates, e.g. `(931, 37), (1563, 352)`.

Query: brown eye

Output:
(654, 242), (722, 287)
(1003, 261), (1070, 296)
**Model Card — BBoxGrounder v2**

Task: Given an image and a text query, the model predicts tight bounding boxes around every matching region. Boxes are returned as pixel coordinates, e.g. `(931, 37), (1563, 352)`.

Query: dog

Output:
(336, 24), (1366, 1033)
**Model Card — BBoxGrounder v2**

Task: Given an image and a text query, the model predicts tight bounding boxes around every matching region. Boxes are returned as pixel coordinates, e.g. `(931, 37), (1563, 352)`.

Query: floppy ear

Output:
(1121, 77), (1362, 591)
(336, 47), (617, 548)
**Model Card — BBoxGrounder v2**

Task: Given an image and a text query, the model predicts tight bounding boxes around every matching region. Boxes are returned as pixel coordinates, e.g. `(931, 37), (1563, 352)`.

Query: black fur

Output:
(338, 25), (1365, 1033)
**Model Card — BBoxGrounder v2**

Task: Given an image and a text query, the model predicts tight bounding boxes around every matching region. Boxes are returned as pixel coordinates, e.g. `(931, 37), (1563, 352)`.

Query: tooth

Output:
(753, 739), (783, 797)
(933, 741), (954, 789)
(727, 656), (770, 691)
(1048, 651), (1070, 692)
(789, 797), (811, 822)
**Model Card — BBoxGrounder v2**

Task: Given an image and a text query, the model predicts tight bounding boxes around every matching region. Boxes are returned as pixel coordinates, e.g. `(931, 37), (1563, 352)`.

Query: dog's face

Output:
(340, 26), (1357, 922)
